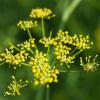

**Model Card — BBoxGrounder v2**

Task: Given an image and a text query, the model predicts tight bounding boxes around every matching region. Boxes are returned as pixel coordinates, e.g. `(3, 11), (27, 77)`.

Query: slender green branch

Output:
(29, 49), (34, 55)
(60, 70), (84, 73)
(70, 47), (77, 55)
(9, 42), (20, 51)
(21, 63), (32, 67)
(46, 87), (50, 100)
(49, 30), (52, 38)
(0, 62), (5, 66)
(72, 49), (83, 57)
(47, 31), (52, 56)
(27, 29), (32, 39)
(41, 18), (45, 37)
(35, 86), (45, 100)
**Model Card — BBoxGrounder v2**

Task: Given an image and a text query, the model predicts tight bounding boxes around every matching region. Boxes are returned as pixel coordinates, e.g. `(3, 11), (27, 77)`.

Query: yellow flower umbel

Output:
(56, 30), (70, 43)
(17, 38), (35, 51)
(29, 50), (59, 87)
(54, 42), (74, 64)
(29, 8), (55, 19)
(39, 37), (57, 47)
(17, 20), (37, 31)
(72, 34), (93, 49)
(80, 55), (99, 72)
(4, 76), (28, 96)
(56, 30), (93, 49)
(0, 47), (28, 69)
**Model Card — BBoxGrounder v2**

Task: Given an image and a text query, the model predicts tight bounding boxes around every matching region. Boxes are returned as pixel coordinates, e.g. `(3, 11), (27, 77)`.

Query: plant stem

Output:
(47, 31), (52, 57)
(0, 62), (5, 66)
(27, 29), (32, 39)
(60, 70), (84, 73)
(41, 18), (45, 37)
(9, 42), (20, 51)
(21, 63), (32, 67)
(73, 49), (83, 57)
(29, 49), (34, 55)
(35, 86), (45, 100)
(46, 87), (49, 100)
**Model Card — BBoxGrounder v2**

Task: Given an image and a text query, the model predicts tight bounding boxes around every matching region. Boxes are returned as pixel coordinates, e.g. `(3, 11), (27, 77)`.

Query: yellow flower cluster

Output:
(0, 47), (28, 69)
(4, 76), (29, 96)
(54, 42), (74, 64)
(80, 55), (99, 72)
(17, 20), (37, 30)
(56, 30), (93, 49)
(56, 30), (69, 43)
(29, 8), (55, 19)
(39, 37), (57, 47)
(39, 30), (93, 64)
(29, 50), (59, 87)
(17, 38), (35, 51)
(72, 34), (93, 49)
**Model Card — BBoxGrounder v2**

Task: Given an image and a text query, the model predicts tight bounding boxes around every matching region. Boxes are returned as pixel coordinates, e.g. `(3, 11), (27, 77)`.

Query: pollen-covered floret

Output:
(80, 55), (99, 72)
(17, 20), (37, 30)
(4, 76), (28, 96)
(17, 38), (35, 51)
(29, 50), (59, 87)
(29, 8), (55, 19)
(39, 37), (57, 47)
(0, 47), (28, 69)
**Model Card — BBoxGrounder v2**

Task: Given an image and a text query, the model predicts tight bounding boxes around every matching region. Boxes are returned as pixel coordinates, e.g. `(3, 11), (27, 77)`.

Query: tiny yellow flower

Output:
(34, 80), (39, 86)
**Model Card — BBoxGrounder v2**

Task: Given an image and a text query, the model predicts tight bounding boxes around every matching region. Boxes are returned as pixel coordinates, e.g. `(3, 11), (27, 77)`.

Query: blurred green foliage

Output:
(0, 0), (100, 100)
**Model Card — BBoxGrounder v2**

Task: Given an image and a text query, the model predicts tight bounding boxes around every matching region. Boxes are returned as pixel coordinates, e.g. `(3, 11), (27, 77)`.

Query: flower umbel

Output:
(39, 37), (57, 47)
(17, 20), (37, 30)
(29, 50), (59, 87)
(17, 38), (36, 51)
(0, 47), (28, 69)
(4, 76), (28, 96)
(54, 42), (74, 64)
(80, 55), (99, 72)
(29, 8), (55, 19)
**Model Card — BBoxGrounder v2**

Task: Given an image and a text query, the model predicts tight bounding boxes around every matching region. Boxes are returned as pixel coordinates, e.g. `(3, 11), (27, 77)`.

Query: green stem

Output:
(27, 29), (32, 39)
(9, 42), (20, 51)
(70, 47), (77, 55)
(29, 49), (34, 55)
(21, 63), (32, 67)
(60, 70), (83, 73)
(35, 86), (45, 100)
(47, 31), (52, 56)
(0, 62), (5, 66)
(41, 18), (45, 37)
(72, 49), (83, 57)
(46, 87), (49, 100)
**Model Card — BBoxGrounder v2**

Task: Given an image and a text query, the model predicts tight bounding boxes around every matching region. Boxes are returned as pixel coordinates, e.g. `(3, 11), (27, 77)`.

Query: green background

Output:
(0, 0), (100, 100)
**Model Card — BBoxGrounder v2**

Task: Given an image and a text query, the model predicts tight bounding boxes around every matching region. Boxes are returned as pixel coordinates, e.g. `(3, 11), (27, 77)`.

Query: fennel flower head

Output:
(29, 8), (55, 19)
